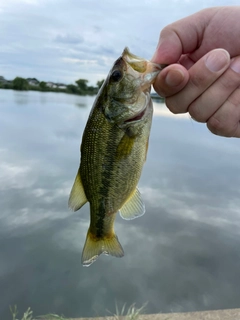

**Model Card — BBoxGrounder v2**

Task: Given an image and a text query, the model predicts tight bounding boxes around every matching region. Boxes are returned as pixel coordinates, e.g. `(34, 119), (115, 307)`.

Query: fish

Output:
(68, 47), (163, 267)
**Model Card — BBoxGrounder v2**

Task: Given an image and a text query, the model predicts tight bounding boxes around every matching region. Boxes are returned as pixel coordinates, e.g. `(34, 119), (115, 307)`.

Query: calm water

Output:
(1, 89), (240, 319)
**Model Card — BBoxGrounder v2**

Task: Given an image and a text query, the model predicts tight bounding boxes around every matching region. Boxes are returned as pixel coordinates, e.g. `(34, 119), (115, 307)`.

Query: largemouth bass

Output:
(69, 47), (163, 266)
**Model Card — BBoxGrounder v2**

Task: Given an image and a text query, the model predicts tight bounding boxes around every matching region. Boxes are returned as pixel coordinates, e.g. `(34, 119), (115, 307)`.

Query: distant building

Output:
(56, 83), (67, 90)
(26, 78), (39, 86)
(46, 82), (57, 89)
(0, 76), (12, 85)
(0, 75), (69, 90)
(0, 76), (7, 83)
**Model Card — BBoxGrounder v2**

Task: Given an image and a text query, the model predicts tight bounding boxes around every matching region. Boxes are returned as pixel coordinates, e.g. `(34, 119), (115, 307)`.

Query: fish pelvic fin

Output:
(119, 187), (145, 220)
(68, 170), (88, 211)
(82, 230), (124, 267)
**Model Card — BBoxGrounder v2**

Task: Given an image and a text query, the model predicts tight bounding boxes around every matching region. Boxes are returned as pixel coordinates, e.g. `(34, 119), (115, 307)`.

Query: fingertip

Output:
(153, 65), (189, 97)
(165, 69), (185, 87)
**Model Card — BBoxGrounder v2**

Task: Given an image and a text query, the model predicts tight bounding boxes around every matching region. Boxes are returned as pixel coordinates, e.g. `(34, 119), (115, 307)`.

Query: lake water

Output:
(1, 89), (240, 319)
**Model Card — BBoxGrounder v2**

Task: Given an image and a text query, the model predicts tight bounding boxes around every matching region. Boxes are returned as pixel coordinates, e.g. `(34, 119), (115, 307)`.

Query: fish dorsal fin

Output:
(68, 170), (88, 211)
(119, 188), (145, 220)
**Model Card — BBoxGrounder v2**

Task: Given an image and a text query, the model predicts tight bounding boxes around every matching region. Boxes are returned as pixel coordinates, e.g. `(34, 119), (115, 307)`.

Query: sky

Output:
(0, 0), (239, 86)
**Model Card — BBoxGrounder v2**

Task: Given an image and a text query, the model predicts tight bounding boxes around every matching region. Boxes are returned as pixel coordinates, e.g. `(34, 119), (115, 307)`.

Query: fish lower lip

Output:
(124, 92), (150, 123)
(125, 108), (146, 123)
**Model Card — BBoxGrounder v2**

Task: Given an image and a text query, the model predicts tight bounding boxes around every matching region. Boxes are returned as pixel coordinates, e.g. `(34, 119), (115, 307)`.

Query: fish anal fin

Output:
(68, 170), (87, 211)
(119, 188), (145, 220)
(82, 230), (124, 267)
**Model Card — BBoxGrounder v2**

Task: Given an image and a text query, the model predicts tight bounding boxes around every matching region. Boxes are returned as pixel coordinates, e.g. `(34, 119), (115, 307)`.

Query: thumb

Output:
(151, 30), (184, 64)
(151, 9), (213, 64)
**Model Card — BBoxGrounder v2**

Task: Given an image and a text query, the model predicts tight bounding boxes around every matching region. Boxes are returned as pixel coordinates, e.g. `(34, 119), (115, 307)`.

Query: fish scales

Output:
(81, 106), (145, 236)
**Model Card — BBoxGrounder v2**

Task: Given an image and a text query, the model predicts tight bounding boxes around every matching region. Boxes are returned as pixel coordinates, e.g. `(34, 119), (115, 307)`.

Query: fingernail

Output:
(165, 69), (185, 87)
(230, 58), (240, 73)
(205, 49), (230, 72)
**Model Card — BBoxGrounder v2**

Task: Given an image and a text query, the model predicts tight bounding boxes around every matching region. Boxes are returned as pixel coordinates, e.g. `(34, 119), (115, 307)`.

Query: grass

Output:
(110, 303), (147, 320)
(10, 305), (70, 320)
(9, 304), (147, 320)
(38, 315), (69, 320)
(10, 306), (34, 320)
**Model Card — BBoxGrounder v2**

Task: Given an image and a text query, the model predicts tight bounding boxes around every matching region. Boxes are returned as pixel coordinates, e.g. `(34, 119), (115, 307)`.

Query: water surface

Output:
(1, 89), (240, 319)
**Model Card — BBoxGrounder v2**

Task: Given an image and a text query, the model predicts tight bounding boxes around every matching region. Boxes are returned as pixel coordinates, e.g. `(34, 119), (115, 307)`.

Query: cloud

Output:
(62, 57), (98, 66)
(0, 149), (35, 190)
(3, 0), (235, 84)
(10, 0), (39, 4)
(0, 162), (32, 189)
(54, 34), (84, 45)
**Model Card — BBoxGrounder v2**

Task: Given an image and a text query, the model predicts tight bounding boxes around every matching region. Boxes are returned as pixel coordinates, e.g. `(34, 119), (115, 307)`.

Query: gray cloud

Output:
(54, 34), (84, 45)
(1, 0), (239, 85)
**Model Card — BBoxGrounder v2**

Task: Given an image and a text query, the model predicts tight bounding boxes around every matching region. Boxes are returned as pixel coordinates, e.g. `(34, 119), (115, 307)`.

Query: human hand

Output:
(152, 6), (240, 137)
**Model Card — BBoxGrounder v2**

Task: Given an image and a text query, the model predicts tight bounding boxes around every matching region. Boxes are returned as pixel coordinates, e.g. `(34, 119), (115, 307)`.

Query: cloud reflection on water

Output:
(153, 102), (189, 119)
(1, 90), (240, 319)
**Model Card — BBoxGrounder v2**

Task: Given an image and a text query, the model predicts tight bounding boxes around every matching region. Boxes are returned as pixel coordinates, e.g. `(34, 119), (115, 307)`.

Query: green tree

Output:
(39, 81), (47, 91)
(87, 85), (97, 95)
(96, 79), (104, 90)
(66, 84), (79, 94)
(13, 77), (29, 90)
(75, 79), (88, 93)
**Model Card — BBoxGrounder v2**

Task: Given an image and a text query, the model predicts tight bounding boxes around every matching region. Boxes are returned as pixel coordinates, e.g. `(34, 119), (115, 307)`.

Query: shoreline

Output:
(68, 309), (240, 320)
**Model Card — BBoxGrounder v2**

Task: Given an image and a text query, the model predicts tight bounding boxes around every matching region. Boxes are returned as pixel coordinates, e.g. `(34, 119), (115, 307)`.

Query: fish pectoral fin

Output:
(82, 230), (124, 267)
(68, 170), (88, 211)
(119, 188), (145, 220)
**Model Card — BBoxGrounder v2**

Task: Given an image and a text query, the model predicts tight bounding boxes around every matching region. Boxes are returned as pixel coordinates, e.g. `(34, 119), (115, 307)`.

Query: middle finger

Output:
(165, 49), (230, 114)
(189, 56), (240, 122)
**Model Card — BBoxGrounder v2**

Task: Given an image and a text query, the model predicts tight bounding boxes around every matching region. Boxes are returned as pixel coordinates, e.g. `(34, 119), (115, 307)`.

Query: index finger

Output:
(153, 64), (189, 97)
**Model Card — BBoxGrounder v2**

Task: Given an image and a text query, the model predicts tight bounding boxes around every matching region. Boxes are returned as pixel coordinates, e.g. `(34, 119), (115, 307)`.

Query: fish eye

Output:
(111, 70), (122, 82)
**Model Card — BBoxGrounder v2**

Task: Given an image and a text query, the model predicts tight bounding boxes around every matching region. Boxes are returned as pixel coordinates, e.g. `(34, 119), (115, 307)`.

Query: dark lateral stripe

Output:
(95, 124), (118, 238)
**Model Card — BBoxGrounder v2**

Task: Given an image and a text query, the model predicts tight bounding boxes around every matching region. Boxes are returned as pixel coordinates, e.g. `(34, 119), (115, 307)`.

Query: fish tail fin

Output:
(81, 230), (124, 267)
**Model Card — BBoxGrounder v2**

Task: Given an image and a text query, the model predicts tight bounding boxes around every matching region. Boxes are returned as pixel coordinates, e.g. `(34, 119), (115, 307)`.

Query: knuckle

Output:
(218, 75), (239, 91)
(160, 26), (172, 37)
(188, 100), (206, 123)
(207, 115), (234, 137)
(165, 98), (181, 114)
(216, 68), (240, 97)
(154, 87), (166, 98)
(189, 73), (206, 89)
(227, 87), (240, 107)
(207, 116), (227, 136)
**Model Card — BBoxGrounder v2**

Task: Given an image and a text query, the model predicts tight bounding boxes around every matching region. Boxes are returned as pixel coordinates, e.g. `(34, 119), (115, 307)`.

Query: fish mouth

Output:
(122, 47), (165, 90)
(122, 47), (149, 73)
(120, 48), (164, 124)
(124, 108), (146, 123)
(122, 47), (164, 96)
(124, 92), (151, 123)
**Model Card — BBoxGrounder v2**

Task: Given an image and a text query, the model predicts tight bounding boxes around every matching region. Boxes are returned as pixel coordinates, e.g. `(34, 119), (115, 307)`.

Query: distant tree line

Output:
(0, 76), (105, 96)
